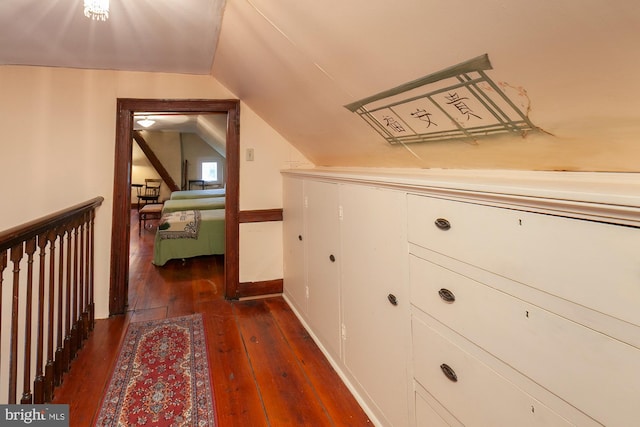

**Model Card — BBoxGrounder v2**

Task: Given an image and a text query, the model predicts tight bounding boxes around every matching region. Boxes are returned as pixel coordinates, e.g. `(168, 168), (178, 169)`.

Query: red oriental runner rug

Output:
(95, 314), (216, 426)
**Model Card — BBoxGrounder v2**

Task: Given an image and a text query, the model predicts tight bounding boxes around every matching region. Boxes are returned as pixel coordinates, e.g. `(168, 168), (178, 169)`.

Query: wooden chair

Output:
(138, 203), (163, 235)
(136, 178), (162, 210)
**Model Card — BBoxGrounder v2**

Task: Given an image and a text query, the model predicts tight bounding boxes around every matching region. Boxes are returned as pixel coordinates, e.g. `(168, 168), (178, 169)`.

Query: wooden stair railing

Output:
(0, 196), (104, 404)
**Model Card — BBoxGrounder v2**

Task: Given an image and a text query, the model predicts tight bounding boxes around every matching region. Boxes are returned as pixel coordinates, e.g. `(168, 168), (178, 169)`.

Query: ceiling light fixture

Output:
(137, 117), (156, 128)
(84, 0), (109, 21)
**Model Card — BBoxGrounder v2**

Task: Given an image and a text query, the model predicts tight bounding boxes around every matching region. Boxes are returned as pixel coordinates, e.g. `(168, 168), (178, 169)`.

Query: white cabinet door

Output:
(305, 179), (342, 358)
(282, 176), (307, 314)
(340, 185), (410, 427)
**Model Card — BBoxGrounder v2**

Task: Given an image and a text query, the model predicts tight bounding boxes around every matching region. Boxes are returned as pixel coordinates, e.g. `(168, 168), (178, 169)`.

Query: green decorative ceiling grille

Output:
(345, 54), (538, 145)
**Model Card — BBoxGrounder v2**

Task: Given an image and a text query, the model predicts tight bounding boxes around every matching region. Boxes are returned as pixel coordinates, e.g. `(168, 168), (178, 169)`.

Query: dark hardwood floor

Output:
(52, 210), (371, 426)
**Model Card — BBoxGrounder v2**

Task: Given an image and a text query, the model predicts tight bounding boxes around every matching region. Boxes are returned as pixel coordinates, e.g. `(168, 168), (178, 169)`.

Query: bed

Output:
(170, 188), (225, 200)
(161, 197), (225, 214)
(153, 209), (225, 266)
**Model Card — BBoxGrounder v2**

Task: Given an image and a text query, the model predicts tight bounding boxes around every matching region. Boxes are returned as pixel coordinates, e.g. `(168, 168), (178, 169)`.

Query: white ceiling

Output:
(0, 0), (224, 74)
(1, 0), (640, 170)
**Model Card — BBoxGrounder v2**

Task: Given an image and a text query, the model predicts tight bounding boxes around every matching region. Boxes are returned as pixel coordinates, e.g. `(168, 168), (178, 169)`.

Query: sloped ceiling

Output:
(212, 0), (640, 170)
(1, 0), (639, 170)
(133, 113), (228, 157)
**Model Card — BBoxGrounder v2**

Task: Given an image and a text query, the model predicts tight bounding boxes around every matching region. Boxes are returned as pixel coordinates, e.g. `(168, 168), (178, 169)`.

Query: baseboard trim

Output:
(235, 278), (283, 298)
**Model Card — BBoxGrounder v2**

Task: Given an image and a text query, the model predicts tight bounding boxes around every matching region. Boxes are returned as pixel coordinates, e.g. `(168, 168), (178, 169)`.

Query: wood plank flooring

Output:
(52, 210), (371, 426)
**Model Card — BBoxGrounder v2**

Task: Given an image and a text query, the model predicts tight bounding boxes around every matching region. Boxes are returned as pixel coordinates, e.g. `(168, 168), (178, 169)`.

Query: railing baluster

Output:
(44, 229), (57, 402)
(79, 218), (87, 343)
(20, 238), (37, 404)
(9, 243), (24, 404)
(88, 210), (96, 329)
(0, 250), (7, 398)
(70, 221), (79, 360)
(33, 232), (48, 404)
(54, 228), (65, 387)
(0, 197), (103, 404)
(63, 225), (72, 374)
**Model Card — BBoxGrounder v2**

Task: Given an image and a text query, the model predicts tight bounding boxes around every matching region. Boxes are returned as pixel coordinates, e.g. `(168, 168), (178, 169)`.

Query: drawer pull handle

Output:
(440, 363), (458, 382)
(298, 235), (303, 241)
(329, 254), (336, 262)
(434, 218), (451, 230)
(438, 288), (456, 303)
(387, 294), (398, 306)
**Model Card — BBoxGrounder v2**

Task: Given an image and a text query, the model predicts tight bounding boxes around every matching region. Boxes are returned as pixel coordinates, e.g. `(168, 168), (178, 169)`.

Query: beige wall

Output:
(132, 131), (182, 202)
(181, 132), (226, 188)
(0, 65), (311, 319)
(237, 106), (314, 283)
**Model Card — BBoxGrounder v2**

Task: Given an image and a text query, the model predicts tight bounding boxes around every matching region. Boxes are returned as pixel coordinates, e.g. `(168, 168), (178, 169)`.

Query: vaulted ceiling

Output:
(1, 0), (639, 170)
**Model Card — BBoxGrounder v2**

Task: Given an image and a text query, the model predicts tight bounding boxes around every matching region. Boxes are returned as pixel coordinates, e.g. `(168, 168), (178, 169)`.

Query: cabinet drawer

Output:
(414, 380), (462, 427)
(407, 194), (640, 327)
(412, 315), (573, 427)
(410, 254), (640, 426)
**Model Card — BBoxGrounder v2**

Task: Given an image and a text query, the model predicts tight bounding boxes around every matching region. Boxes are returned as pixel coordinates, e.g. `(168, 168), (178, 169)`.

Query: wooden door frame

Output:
(109, 98), (240, 315)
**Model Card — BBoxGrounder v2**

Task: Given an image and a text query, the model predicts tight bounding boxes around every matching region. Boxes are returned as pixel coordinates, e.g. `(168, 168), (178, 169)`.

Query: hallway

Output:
(52, 210), (370, 426)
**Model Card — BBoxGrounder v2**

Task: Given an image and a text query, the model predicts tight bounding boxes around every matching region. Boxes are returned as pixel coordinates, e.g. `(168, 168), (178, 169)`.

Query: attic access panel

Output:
(345, 54), (537, 145)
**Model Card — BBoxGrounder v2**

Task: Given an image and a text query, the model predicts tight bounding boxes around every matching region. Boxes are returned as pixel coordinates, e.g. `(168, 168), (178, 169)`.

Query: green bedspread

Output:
(170, 189), (226, 200)
(161, 197), (225, 214)
(153, 209), (225, 266)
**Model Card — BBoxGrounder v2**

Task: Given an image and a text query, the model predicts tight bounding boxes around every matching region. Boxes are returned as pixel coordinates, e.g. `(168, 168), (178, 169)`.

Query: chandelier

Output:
(84, 0), (109, 21)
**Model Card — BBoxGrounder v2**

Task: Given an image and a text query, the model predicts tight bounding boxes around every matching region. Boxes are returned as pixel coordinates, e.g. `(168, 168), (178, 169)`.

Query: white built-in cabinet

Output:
(303, 179), (342, 357)
(339, 184), (409, 427)
(407, 193), (640, 427)
(282, 168), (640, 427)
(282, 175), (410, 427)
(283, 178), (342, 358)
(282, 176), (306, 311)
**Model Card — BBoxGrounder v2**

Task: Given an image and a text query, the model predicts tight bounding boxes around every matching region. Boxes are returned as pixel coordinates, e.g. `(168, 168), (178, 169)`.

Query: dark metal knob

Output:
(438, 288), (456, 303)
(434, 218), (451, 230)
(440, 363), (458, 382)
(298, 235), (303, 241)
(387, 294), (398, 306)
(329, 254), (336, 262)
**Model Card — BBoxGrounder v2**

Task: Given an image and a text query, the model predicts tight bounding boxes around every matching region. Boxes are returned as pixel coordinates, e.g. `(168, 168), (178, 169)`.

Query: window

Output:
(201, 161), (218, 181)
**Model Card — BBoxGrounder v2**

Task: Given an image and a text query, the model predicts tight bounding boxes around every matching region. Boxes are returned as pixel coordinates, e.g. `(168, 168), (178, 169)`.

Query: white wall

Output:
(238, 106), (313, 283)
(0, 65), (311, 319)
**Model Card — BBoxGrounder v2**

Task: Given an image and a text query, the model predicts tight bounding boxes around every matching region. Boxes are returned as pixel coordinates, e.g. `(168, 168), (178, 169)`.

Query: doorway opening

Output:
(109, 99), (240, 315)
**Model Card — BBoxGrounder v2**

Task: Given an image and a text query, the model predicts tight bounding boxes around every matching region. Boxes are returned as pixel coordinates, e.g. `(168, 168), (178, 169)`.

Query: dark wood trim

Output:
(132, 131), (180, 192)
(234, 209), (283, 299)
(225, 105), (241, 299)
(110, 103), (134, 315)
(236, 279), (283, 298)
(0, 197), (104, 251)
(110, 99), (240, 315)
(0, 197), (103, 404)
(239, 208), (283, 223)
